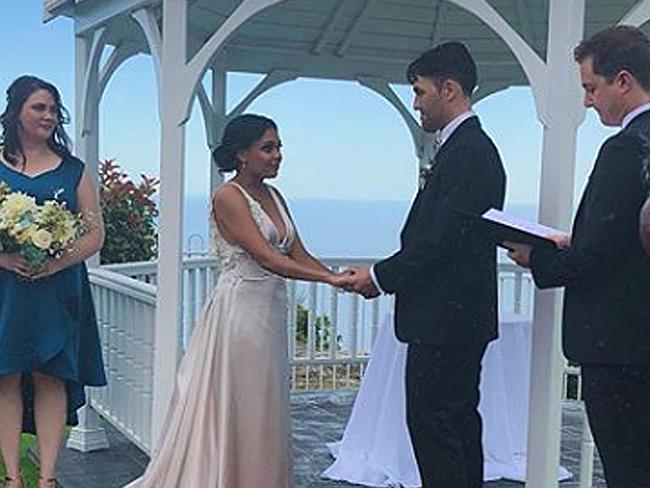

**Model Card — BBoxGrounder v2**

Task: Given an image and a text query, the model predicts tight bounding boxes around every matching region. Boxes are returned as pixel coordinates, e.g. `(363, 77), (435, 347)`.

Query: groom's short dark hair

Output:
(407, 42), (477, 97)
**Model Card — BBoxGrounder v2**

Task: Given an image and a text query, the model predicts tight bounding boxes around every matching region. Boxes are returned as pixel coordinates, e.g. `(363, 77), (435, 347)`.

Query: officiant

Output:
(507, 26), (650, 487)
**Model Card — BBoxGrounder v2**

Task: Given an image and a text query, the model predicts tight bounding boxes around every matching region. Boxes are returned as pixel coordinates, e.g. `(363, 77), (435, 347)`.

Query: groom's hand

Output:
(347, 267), (380, 299)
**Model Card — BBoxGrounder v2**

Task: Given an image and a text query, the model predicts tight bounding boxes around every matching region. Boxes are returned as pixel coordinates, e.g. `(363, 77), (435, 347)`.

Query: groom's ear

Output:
(441, 78), (464, 101)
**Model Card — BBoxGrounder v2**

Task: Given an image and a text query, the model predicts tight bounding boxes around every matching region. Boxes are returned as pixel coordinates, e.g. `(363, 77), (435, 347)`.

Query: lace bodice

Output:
(212, 183), (295, 280)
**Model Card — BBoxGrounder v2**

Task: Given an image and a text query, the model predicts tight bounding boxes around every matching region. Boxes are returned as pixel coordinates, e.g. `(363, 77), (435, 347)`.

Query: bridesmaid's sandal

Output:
(38, 478), (57, 488)
(2, 475), (24, 488)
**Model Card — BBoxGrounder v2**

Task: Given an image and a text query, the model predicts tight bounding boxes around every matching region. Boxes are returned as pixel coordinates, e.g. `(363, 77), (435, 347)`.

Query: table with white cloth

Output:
(322, 313), (572, 487)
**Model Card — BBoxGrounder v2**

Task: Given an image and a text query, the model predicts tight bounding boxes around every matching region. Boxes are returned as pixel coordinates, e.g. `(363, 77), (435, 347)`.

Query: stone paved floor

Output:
(54, 392), (607, 488)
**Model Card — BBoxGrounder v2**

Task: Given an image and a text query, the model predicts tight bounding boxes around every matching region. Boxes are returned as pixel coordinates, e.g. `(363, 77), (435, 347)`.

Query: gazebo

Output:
(43, 1), (650, 487)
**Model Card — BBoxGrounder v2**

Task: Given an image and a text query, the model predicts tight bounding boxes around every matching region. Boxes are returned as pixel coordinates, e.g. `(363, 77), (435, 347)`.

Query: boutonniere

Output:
(418, 159), (436, 190)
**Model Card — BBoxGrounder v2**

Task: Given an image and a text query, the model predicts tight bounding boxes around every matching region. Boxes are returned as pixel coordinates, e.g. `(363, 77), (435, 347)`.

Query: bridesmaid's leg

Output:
(32, 372), (66, 483)
(0, 373), (23, 480)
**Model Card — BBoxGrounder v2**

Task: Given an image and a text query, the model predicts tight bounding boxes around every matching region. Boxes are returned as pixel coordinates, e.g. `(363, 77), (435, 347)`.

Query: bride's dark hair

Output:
(211, 114), (277, 173)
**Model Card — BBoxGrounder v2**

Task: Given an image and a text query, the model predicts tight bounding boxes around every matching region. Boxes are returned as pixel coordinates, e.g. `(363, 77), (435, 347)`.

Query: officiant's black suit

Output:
(530, 111), (650, 487)
(374, 116), (506, 488)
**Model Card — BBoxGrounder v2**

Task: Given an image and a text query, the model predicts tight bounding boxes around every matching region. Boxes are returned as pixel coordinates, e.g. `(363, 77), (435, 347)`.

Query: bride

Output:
(124, 114), (350, 487)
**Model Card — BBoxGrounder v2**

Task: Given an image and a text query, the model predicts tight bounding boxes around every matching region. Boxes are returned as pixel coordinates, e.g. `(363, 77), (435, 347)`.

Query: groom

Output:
(346, 42), (506, 487)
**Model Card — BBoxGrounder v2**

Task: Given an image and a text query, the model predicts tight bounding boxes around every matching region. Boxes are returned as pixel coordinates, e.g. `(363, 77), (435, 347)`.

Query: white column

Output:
(151, 0), (189, 448)
(67, 31), (109, 452)
(210, 67), (227, 196)
(526, 1), (585, 486)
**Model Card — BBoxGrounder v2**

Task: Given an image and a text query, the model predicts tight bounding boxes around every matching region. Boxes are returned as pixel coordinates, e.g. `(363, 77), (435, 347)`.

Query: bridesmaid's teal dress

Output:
(0, 155), (106, 433)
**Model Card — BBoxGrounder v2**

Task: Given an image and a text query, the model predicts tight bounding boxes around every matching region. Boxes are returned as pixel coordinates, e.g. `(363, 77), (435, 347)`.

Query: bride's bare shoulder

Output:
(212, 183), (248, 212)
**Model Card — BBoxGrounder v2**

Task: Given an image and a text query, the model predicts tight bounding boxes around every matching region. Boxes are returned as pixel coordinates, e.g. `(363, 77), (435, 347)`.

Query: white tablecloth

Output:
(322, 313), (571, 486)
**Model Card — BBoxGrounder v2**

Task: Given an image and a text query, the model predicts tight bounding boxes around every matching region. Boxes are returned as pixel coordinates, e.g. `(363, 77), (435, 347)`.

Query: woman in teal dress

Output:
(0, 76), (106, 488)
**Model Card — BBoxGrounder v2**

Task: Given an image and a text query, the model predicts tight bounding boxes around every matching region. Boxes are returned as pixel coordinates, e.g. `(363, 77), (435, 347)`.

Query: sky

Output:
(2, 0), (617, 209)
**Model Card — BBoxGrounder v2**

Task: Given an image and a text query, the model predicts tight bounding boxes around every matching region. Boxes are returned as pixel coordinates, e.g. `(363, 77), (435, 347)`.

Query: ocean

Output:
(179, 197), (539, 351)
(181, 195), (538, 260)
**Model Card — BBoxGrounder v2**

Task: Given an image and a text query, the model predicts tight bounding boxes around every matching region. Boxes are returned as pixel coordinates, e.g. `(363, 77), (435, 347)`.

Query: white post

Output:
(67, 31), (109, 452)
(526, 1), (585, 486)
(151, 0), (188, 448)
(210, 67), (227, 196)
(579, 418), (595, 488)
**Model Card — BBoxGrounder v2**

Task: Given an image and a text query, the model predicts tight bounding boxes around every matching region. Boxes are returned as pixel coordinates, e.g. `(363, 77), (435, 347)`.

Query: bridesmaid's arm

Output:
(31, 168), (105, 279)
(212, 186), (341, 285)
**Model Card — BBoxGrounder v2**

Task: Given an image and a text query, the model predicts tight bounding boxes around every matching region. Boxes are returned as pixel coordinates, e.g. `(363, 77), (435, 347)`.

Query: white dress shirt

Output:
(621, 101), (650, 129)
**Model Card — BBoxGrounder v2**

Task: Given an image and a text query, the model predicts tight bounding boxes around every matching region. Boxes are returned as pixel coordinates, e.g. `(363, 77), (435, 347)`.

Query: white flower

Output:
(31, 229), (53, 250)
(1, 193), (36, 221)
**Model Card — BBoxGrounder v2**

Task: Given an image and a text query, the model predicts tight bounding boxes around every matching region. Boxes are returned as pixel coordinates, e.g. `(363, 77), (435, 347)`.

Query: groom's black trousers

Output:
(405, 342), (487, 488)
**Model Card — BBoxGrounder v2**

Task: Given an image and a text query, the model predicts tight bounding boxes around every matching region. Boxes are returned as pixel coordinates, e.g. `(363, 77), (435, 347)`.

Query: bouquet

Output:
(0, 182), (85, 267)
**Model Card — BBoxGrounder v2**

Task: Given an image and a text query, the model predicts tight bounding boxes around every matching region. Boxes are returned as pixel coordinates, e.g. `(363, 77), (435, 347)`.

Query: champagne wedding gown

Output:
(125, 182), (295, 488)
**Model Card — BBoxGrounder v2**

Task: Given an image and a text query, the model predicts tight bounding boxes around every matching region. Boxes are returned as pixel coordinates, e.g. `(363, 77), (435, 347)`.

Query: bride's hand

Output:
(326, 270), (355, 289)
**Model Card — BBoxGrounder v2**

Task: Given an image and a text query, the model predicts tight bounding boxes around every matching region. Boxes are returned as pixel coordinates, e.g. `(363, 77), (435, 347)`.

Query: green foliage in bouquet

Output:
(0, 182), (85, 267)
(100, 159), (159, 264)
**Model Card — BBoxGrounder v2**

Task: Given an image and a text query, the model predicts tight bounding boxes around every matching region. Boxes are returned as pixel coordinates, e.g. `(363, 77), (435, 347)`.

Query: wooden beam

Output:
(514, 0), (536, 48)
(228, 69), (299, 118)
(337, 0), (374, 57)
(619, 0), (650, 26)
(430, 0), (447, 47)
(312, 0), (347, 55)
(74, 0), (157, 35)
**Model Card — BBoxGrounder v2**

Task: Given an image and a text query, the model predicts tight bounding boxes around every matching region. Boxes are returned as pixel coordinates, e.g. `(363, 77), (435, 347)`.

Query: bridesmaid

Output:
(0, 76), (106, 488)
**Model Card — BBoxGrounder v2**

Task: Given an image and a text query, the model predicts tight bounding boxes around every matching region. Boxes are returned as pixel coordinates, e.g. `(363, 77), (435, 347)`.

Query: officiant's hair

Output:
(212, 114), (278, 172)
(406, 42), (477, 97)
(574, 26), (650, 91)
(0, 75), (72, 170)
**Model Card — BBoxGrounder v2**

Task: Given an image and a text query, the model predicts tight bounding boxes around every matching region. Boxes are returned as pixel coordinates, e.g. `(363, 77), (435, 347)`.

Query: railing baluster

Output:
(307, 283), (317, 361)
(349, 293), (359, 361)
(329, 286), (338, 361)
(186, 267), (197, 352)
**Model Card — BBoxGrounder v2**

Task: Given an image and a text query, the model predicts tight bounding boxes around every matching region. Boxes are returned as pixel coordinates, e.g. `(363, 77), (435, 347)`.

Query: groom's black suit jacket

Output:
(374, 116), (506, 347)
(530, 111), (650, 365)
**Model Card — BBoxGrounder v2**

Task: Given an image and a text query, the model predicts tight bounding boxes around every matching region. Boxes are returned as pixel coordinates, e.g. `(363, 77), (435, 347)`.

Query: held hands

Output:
(328, 266), (380, 299)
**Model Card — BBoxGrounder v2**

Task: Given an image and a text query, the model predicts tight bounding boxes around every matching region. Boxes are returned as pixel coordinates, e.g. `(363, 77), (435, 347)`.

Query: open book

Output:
(462, 208), (563, 250)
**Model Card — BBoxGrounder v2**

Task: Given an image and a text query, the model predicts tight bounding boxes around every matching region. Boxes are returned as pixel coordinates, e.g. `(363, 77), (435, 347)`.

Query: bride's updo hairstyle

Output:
(211, 114), (277, 173)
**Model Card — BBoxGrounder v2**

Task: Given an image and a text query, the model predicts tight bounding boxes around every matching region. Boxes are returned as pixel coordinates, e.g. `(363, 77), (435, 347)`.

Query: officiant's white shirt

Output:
(621, 101), (650, 129)
(369, 110), (476, 294)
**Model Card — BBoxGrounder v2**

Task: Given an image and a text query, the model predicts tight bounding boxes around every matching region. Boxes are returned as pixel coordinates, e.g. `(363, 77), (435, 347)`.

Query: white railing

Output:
(103, 257), (537, 390)
(88, 267), (156, 453)
(95, 256), (596, 485)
